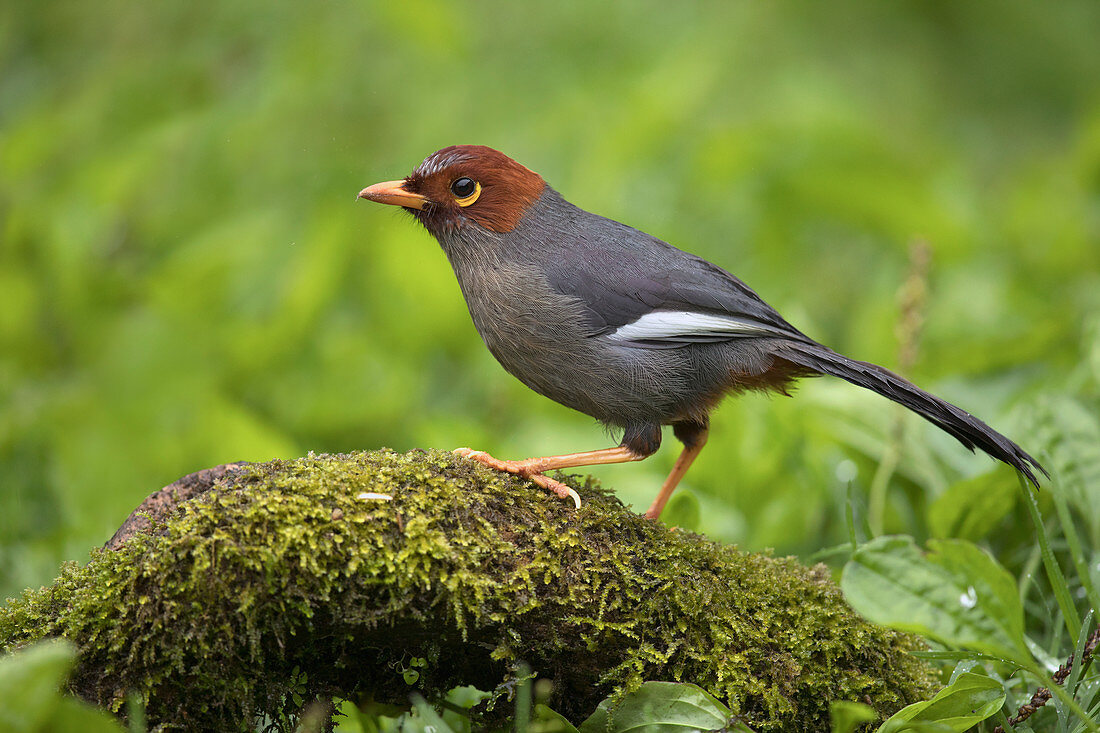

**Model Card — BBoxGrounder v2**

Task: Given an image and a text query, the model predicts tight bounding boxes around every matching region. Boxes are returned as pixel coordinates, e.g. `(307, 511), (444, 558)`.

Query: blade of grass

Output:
(859, 489), (875, 543)
(515, 663), (532, 733)
(994, 706), (1015, 733)
(127, 692), (146, 733)
(1021, 475), (1081, 640)
(1059, 611), (1097, 731)
(1084, 697), (1100, 732)
(867, 420), (901, 537)
(1017, 544), (1043, 615)
(1026, 662), (1100, 733)
(1065, 611), (1095, 700)
(846, 480), (859, 551)
(1046, 459), (1100, 615)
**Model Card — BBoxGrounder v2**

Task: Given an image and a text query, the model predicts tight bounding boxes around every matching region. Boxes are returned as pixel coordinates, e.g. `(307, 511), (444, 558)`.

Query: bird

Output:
(357, 145), (1045, 519)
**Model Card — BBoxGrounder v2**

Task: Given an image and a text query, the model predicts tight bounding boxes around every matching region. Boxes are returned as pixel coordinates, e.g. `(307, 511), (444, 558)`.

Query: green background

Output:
(3, 1), (1099, 599)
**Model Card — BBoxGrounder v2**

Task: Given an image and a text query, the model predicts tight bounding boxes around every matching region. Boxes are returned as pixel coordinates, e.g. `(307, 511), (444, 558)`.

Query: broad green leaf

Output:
(578, 682), (742, 733)
(830, 700), (877, 733)
(927, 469), (1016, 540)
(438, 685), (492, 732)
(44, 697), (127, 733)
(532, 704), (581, 733)
(579, 698), (614, 733)
(445, 685), (490, 710)
(875, 724), (952, 733)
(402, 695), (459, 733)
(876, 673), (1004, 732)
(0, 639), (78, 732)
(841, 536), (1027, 662)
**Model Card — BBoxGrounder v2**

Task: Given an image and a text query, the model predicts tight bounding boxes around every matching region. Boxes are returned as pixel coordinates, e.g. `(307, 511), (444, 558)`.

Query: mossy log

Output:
(0, 450), (935, 731)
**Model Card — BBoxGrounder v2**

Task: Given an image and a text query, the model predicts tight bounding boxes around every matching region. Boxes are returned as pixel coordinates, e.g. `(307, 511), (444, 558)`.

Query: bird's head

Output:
(358, 145), (546, 238)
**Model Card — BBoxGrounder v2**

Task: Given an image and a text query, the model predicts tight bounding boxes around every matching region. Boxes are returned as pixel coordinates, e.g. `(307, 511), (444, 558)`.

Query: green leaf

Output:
(1033, 396), (1100, 545)
(841, 536), (1028, 662)
(578, 681), (740, 733)
(444, 683), (490, 710)
(876, 672), (1004, 732)
(830, 700), (877, 733)
(927, 469), (1016, 540)
(402, 694), (459, 733)
(45, 697), (128, 733)
(532, 704), (581, 733)
(0, 639), (78, 732)
(0, 639), (125, 733)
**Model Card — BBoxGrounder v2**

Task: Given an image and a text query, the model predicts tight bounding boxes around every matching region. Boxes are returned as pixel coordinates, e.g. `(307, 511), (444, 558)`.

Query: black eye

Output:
(450, 177), (476, 198)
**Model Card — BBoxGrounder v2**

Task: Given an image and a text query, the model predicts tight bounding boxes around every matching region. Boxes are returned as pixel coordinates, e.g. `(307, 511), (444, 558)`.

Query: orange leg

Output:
(645, 428), (709, 520)
(454, 445), (648, 509)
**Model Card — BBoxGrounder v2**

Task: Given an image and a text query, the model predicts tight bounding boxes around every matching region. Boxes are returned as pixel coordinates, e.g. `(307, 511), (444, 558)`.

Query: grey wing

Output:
(546, 228), (813, 349)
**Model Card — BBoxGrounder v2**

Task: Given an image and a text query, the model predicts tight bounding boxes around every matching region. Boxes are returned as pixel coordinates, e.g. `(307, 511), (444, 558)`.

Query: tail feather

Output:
(777, 342), (1046, 486)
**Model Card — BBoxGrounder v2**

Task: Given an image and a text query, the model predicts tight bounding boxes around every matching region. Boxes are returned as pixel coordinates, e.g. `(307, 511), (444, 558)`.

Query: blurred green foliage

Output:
(0, 639), (125, 733)
(2, 0), (1099, 604)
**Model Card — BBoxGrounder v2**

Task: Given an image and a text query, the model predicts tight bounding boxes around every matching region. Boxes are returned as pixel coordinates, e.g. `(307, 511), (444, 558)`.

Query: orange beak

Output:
(357, 180), (428, 210)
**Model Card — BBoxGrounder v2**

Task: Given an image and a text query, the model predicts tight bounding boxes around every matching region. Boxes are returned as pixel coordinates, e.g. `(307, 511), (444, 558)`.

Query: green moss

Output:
(0, 450), (935, 731)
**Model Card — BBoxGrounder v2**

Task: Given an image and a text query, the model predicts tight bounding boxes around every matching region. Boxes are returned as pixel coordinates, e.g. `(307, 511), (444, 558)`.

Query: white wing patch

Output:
(608, 310), (774, 343)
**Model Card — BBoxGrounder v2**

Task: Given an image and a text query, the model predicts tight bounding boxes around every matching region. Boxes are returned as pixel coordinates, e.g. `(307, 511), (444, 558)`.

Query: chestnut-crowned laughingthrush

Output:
(358, 145), (1044, 518)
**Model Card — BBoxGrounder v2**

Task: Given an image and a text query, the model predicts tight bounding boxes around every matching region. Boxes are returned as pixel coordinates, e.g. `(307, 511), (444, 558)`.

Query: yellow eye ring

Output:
(451, 178), (481, 207)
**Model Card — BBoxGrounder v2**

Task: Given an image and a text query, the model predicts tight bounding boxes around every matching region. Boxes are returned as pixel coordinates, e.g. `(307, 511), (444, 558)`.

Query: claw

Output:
(530, 473), (582, 509)
(453, 447), (580, 510)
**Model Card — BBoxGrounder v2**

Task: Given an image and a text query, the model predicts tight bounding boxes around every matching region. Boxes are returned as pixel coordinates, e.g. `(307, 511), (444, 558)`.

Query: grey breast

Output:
(433, 190), (723, 427)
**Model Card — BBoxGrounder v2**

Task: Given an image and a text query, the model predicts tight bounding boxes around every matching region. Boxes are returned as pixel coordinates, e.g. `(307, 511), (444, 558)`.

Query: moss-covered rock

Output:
(0, 450), (935, 731)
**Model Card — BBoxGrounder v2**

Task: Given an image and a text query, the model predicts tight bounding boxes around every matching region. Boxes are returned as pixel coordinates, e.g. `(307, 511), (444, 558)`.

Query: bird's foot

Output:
(453, 448), (581, 509)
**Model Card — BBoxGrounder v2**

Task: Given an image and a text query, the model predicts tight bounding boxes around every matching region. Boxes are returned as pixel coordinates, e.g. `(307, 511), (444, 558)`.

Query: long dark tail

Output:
(777, 342), (1046, 485)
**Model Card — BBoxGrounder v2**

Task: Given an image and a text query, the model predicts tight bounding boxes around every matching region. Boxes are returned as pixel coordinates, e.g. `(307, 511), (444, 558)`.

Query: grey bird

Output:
(358, 145), (1044, 518)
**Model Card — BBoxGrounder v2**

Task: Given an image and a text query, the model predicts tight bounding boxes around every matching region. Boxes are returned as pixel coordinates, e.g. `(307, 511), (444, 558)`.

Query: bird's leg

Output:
(646, 421), (709, 520)
(456, 424), (662, 510)
(454, 445), (648, 508)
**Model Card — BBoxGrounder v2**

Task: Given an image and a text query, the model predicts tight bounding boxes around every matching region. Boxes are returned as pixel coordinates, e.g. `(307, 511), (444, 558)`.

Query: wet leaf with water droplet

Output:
(841, 536), (1028, 663)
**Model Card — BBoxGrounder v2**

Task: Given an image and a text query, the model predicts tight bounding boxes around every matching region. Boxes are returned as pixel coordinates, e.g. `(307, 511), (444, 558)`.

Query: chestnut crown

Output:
(363, 146), (546, 234)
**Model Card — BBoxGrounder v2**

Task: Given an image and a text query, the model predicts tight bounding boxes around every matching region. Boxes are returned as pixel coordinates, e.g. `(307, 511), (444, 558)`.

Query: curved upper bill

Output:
(357, 180), (428, 210)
